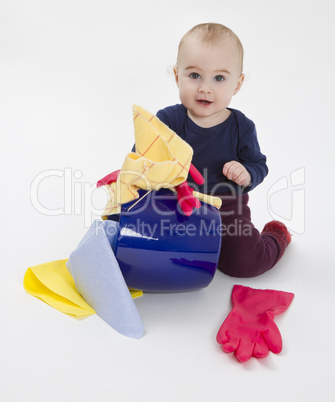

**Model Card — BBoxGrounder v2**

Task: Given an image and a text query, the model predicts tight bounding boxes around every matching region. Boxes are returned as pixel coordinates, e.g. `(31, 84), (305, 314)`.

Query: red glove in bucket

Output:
(97, 170), (121, 188)
(175, 163), (204, 216)
(189, 163), (204, 185)
(216, 285), (294, 362)
(176, 181), (201, 216)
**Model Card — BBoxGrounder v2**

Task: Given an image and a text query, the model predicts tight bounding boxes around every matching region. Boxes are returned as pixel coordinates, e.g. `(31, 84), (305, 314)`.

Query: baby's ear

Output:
(173, 65), (179, 86)
(233, 74), (245, 95)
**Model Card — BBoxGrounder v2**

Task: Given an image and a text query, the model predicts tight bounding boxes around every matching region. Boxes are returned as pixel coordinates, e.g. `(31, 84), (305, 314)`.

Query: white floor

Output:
(1, 1), (335, 401)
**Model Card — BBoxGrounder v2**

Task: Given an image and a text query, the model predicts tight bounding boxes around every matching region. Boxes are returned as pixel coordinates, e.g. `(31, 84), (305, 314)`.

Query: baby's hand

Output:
(223, 161), (251, 187)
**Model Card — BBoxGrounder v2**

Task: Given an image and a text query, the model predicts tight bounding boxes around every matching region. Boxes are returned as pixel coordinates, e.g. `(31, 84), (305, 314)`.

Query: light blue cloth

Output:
(66, 220), (144, 339)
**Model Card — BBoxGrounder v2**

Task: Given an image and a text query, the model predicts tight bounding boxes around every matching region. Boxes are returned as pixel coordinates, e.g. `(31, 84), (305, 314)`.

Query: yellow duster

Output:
(101, 105), (221, 218)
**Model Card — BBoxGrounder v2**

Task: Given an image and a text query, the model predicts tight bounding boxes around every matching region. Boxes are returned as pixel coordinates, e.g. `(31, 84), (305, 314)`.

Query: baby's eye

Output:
(190, 72), (200, 79)
(214, 75), (225, 82)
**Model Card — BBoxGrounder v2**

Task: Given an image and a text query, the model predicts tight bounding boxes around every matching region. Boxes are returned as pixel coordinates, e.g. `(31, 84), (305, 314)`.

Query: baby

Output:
(156, 23), (291, 277)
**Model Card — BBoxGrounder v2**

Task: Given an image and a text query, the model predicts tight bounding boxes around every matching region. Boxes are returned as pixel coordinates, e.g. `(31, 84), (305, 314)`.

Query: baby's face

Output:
(174, 36), (244, 127)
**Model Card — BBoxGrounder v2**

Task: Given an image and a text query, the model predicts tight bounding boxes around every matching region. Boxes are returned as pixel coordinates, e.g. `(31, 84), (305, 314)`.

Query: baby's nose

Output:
(199, 84), (211, 94)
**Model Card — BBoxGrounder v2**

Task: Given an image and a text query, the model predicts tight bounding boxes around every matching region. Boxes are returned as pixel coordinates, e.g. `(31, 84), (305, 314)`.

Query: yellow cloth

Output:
(101, 105), (221, 217)
(23, 259), (142, 317)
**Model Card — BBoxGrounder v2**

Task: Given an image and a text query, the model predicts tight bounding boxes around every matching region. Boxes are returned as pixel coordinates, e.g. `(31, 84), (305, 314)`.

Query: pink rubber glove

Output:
(189, 163), (204, 185)
(176, 181), (201, 216)
(175, 163), (204, 216)
(216, 285), (294, 362)
(97, 170), (121, 188)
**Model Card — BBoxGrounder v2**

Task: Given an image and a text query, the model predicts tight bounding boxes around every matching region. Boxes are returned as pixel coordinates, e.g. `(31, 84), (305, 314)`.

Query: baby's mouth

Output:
(197, 100), (213, 105)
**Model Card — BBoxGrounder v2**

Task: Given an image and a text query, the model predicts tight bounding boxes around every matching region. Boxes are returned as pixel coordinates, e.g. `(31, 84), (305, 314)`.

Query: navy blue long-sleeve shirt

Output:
(156, 104), (268, 195)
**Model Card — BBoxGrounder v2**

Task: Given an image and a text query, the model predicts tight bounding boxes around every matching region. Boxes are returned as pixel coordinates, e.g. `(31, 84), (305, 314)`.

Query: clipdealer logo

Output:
(30, 167), (306, 235)
(267, 167), (305, 234)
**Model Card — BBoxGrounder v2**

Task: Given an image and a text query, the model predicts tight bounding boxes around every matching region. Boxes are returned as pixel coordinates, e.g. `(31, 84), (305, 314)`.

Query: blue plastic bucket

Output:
(114, 189), (222, 292)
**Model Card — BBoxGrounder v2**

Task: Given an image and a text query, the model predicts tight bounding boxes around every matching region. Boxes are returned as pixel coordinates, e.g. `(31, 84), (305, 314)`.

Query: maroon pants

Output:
(216, 192), (280, 278)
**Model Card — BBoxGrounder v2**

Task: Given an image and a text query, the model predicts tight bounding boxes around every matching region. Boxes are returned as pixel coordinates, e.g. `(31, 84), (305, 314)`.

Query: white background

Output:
(1, 0), (335, 401)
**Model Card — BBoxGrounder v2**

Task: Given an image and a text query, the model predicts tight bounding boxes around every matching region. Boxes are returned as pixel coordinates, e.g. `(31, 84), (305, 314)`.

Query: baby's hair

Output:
(177, 23), (244, 73)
